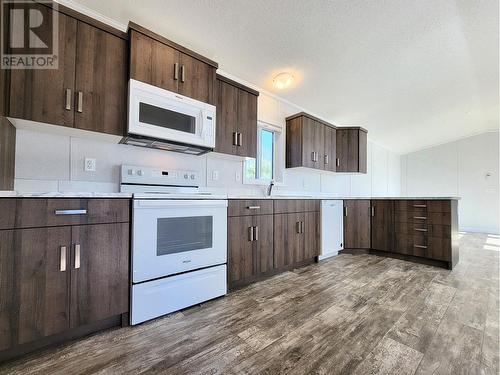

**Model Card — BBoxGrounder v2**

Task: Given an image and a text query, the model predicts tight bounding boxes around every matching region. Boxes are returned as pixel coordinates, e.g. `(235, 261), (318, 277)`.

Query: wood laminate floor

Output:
(1, 232), (499, 375)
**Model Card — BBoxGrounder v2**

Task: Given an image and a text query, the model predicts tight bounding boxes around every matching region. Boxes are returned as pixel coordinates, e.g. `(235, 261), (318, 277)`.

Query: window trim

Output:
(243, 121), (282, 186)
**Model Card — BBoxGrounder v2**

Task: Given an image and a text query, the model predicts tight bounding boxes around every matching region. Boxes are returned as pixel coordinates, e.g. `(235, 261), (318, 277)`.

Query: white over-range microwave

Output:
(122, 79), (216, 155)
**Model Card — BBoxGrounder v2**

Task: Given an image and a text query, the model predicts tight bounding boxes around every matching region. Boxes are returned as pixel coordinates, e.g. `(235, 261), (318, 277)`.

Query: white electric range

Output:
(120, 165), (227, 325)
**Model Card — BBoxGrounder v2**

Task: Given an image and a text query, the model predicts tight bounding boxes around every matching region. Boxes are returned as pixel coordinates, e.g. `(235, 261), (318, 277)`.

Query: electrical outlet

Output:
(212, 170), (219, 181)
(84, 158), (96, 172)
(235, 171), (241, 182)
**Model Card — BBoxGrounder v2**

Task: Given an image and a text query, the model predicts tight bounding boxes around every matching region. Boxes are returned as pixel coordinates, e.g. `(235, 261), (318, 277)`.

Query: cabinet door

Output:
(130, 30), (179, 92)
(303, 211), (320, 260)
(74, 22), (127, 136)
(253, 215), (274, 275)
(215, 80), (238, 155)
(228, 216), (254, 286)
(371, 200), (394, 252)
(344, 200), (371, 249)
(70, 223), (129, 327)
(9, 8), (77, 127)
(178, 53), (216, 105)
(274, 213), (303, 269)
(0, 227), (71, 350)
(323, 126), (337, 172)
(336, 129), (349, 172)
(301, 117), (317, 168)
(237, 89), (257, 158)
(347, 129), (360, 172)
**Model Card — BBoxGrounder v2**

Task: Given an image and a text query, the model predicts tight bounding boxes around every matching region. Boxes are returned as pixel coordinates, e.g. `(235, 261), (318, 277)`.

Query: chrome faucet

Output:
(267, 180), (275, 196)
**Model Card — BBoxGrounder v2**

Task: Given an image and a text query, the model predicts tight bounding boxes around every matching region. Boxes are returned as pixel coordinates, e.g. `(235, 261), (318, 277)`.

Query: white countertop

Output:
(0, 191), (132, 198)
(0, 191), (460, 200)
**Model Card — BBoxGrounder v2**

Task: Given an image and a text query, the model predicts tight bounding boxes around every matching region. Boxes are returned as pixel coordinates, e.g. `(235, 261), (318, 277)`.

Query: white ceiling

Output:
(70, 0), (499, 154)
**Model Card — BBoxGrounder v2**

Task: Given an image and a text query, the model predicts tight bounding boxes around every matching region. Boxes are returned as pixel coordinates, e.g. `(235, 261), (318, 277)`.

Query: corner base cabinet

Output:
(0, 198), (130, 361)
(344, 199), (459, 269)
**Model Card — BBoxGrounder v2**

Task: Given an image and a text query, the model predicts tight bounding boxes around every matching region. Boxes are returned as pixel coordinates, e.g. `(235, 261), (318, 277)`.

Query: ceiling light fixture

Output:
(273, 72), (294, 89)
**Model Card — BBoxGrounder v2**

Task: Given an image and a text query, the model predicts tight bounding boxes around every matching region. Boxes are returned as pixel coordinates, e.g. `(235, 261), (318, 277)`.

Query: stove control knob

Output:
(128, 169), (134, 175)
(190, 174), (196, 180)
(137, 170), (143, 176)
(184, 174), (189, 179)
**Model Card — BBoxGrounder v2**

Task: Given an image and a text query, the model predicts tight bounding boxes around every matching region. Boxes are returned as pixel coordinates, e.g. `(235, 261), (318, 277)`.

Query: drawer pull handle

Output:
(247, 206), (261, 210)
(413, 216), (427, 220)
(60, 246), (66, 272)
(74, 244), (81, 269)
(414, 245), (427, 249)
(414, 228), (427, 232)
(413, 204), (427, 208)
(55, 209), (87, 215)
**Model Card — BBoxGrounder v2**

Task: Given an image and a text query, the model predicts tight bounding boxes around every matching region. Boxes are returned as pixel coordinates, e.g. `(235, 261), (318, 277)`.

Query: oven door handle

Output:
(135, 199), (228, 208)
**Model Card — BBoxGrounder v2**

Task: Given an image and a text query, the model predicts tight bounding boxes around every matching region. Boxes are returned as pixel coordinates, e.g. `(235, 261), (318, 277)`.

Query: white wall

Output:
(13, 90), (401, 198)
(401, 131), (499, 234)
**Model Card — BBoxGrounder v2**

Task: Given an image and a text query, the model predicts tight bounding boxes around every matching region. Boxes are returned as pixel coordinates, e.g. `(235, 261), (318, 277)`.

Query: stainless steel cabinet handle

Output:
(413, 204), (427, 208)
(54, 209), (87, 215)
(344, 206), (348, 216)
(296, 221), (301, 234)
(174, 63), (179, 80)
(301, 221), (305, 234)
(237, 132), (243, 146)
(413, 216), (427, 220)
(74, 244), (81, 269)
(65, 89), (72, 110)
(254, 226), (259, 241)
(77, 91), (83, 113)
(324, 155), (329, 164)
(311, 152), (315, 162)
(371, 206), (375, 217)
(414, 228), (428, 232)
(181, 65), (186, 82)
(414, 244), (428, 249)
(232, 132), (238, 146)
(248, 226), (254, 241)
(60, 246), (66, 272)
(247, 206), (261, 210)
(336, 158), (340, 167)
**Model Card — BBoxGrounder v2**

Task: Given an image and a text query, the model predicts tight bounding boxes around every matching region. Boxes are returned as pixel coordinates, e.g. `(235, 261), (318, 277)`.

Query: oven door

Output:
(132, 199), (227, 283)
(128, 79), (215, 148)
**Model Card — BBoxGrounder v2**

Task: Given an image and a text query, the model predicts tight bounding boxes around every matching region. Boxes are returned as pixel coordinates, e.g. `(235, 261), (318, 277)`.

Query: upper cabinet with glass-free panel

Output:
(129, 23), (218, 105)
(286, 112), (367, 173)
(215, 74), (259, 158)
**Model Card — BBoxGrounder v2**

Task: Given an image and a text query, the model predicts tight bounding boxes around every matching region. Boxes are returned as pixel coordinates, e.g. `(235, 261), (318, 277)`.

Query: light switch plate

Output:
(84, 158), (96, 172)
(212, 170), (219, 181)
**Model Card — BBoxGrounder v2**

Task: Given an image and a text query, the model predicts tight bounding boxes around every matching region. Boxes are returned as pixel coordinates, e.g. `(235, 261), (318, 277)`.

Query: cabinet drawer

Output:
(395, 211), (451, 225)
(395, 222), (451, 238)
(0, 199), (130, 229)
(394, 200), (451, 213)
(228, 200), (273, 216)
(273, 199), (319, 214)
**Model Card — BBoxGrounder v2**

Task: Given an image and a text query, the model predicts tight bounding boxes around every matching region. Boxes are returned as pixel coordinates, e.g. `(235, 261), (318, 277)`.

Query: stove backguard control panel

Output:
(121, 165), (200, 187)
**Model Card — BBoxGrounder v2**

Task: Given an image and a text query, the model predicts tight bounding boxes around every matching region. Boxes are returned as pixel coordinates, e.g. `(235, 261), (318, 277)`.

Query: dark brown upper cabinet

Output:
(8, 2), (128, 136)
(215, 75), (258, 158)
(343, 200), (371, 249)
(129, 23), (218, 105)
(286, 112), (337, 172)
(336, 127), (368, 173)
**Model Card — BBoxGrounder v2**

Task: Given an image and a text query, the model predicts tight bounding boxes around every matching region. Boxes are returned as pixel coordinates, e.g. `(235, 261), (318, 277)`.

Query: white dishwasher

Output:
(320, 200), (344, 260)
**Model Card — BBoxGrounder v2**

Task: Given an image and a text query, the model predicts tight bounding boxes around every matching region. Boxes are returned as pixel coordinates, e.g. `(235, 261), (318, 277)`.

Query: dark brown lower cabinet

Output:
(0, 198), (130, 361)
(371, 200), (394, 252)
(274, 213), (302, 269)
(70, 223), (129, 328)
(0, 227), (71, 351)
(228, 214), (273, 288)
(344, 200), (371, 249)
